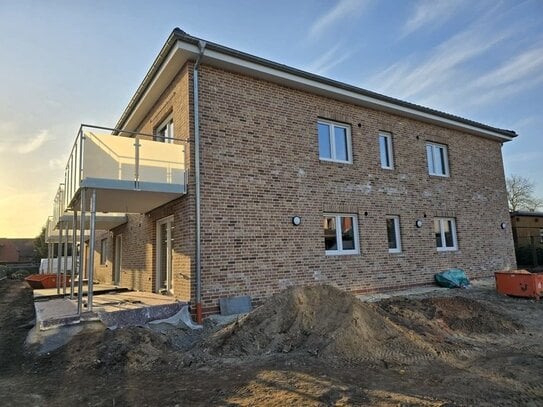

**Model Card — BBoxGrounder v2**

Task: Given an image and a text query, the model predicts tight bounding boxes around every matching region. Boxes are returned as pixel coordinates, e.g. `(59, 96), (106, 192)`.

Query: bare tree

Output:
(506, 175), (543, 212)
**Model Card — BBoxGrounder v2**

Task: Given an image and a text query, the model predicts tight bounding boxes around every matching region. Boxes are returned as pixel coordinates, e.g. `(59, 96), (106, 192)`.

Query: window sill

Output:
(428, 173), (450, 178)
(325, 250), (360, 256)
(319, 158), (352, 165)
(437, 247), (458, 252)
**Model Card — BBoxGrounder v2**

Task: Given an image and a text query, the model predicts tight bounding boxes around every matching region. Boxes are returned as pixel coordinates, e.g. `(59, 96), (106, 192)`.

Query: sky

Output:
(0, 0), (542, 238)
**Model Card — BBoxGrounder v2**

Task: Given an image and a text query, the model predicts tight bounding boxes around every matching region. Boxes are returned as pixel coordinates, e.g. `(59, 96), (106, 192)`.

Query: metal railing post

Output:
(134, 136), (140, 190)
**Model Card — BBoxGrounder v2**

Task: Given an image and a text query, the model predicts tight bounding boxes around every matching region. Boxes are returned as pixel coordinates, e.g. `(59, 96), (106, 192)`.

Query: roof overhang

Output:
(116, 29), (517, 143)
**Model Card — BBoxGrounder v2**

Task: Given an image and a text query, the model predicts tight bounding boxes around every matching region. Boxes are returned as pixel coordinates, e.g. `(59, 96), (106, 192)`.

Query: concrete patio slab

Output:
(33, 289), (186, 330)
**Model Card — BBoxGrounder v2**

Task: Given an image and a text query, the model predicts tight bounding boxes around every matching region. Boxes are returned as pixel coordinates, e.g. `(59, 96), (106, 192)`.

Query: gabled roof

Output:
(115, 28), (517, 142)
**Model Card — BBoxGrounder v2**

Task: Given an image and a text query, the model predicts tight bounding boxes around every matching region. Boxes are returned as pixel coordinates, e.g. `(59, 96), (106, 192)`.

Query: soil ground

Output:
(1, 278), (542, 406)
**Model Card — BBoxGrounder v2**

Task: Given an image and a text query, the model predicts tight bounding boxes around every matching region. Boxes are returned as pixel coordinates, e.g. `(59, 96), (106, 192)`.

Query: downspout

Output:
(194, 40), (206, 324)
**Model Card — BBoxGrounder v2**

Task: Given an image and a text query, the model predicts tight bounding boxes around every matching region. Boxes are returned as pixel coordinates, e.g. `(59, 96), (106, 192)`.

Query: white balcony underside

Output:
(69, 185), (185, 214)
(46, 231), (90, 244)
(58, 212), (128, 230)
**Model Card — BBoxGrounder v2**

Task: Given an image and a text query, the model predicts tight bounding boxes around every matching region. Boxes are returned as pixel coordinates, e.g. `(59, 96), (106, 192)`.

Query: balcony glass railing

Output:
(64, 125), (187, 211)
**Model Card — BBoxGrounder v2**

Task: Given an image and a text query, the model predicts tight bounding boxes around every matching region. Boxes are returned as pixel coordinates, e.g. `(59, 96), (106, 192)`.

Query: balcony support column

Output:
(87, 189), (97, 312)
(63, 221), (69, 296)
(70, 209), (77, 300)
(56, 226), (63, 294)
(77, 189), (86, 314)
(47, 243), (52, 274)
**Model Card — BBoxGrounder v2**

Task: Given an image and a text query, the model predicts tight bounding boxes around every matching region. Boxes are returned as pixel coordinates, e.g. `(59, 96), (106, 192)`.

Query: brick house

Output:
(51, 29), (517, 319)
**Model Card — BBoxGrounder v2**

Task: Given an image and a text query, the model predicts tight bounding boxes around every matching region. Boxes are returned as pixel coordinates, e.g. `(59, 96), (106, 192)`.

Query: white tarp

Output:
(39, 258), (73, 274)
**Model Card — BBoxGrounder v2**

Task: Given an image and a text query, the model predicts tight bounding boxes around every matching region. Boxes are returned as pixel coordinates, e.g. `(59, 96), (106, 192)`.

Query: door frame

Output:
(155, 215), (174, 294)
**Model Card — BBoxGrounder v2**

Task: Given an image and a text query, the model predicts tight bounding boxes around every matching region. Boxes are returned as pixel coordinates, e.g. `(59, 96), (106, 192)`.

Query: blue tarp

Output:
(434, 268), (470, 288)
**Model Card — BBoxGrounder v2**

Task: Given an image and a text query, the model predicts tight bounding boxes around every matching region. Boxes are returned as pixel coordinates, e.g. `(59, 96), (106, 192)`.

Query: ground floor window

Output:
(324, 214), (359, 255)
(100, 238), (107, 265)
(434, 217), (458, 251)
(386, 216), (402, 253)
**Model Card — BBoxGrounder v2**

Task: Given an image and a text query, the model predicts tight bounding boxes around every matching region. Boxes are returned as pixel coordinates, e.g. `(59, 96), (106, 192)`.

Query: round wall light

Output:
(415, 219), (423, 228)
(500, 222), (507, 230)
(292, 216), (302, 226)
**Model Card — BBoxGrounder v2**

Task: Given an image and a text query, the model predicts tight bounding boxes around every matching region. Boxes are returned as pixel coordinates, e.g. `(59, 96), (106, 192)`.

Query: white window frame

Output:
(318, 119), (352, 164)
(324, 213), (360, 256)
(155, 116), (174, 144)
(379, 132), (394, 169)
(156, 215), (174, 294)
(540, 228), (543, 244)
(434, 217), (458, 251)
(386, 215), (402, 253)
(426, 142), (449, 177)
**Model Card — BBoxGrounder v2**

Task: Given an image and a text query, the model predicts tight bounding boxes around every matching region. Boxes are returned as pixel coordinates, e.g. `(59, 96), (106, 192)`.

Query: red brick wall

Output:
(106, 61), (516, 316)
(195, 64), (516, 314)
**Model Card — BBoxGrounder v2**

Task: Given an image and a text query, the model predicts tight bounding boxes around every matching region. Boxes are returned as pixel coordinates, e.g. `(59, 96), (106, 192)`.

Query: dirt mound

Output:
(54, 324), (182, 372)
(202, 285), (434, 362)
(379, 296), (521, 336)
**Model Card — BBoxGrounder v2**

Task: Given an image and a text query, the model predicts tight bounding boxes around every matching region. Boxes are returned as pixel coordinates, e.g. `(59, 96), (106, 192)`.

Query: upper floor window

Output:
(434, 217), (458, 251)
(155, 116), (174, 143)
(379, 132), (394, 169)
(426, 142), (449, 176)
(324, 214), (359, 255)
(540, 228), (543, 244)
(318, 120), (352, 163)
(386, 215), (402, 253)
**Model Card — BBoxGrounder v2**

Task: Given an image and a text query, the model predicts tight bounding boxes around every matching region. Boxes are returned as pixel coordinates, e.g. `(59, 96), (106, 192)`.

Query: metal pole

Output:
(70, 210), (77, 300)
(134, 136), (140, 190)
(194, 40), (206, 324)
(87, 189), (97, 312)
(77, 189), (86, 314)
(63, 221), (69, 296)
(47, 242), (52, 274)
(56, 226), (62, 294)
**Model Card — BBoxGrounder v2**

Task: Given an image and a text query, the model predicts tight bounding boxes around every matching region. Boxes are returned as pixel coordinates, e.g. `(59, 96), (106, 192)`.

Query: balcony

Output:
(64, 125), (187, 214)
(52, 184), (127, 232)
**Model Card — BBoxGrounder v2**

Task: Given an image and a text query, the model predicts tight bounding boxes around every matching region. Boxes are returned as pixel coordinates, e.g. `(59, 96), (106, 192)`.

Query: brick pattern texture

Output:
(89, 61), (516, 315)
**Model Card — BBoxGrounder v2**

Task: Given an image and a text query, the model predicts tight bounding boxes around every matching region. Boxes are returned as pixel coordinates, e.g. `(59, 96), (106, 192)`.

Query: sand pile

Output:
(202, 285), (434, 362)
(379, 296), (521, 336)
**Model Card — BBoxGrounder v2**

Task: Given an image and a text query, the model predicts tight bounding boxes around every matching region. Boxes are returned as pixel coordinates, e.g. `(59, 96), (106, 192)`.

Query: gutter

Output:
(114, 28), (517, 141)
(193, 40), (206, 324)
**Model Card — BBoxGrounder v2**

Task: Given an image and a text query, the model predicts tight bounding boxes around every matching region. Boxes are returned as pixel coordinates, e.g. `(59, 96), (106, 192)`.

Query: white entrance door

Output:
(114, 234), (122, 285)
(156, 216), (174, 294)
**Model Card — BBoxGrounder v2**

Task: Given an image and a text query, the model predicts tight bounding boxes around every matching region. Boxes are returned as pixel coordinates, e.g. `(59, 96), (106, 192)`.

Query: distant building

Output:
(510, 211), (543, 267)
(0, 238), (35, 264)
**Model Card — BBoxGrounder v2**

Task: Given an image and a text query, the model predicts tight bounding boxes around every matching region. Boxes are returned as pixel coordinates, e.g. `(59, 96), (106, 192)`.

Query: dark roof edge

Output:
(510, 211), (543, 217)
(115, 28), (518, 139)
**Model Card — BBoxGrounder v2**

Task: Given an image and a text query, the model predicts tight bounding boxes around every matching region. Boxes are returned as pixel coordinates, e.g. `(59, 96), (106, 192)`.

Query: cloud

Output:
(368, 22), (511, 102)
(403, 0), (465, 36)
(308, 0), (369, 40)
(305, 44), (355, 75)
(48, 158), (65, 170)
(16, 130), (49, 154)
